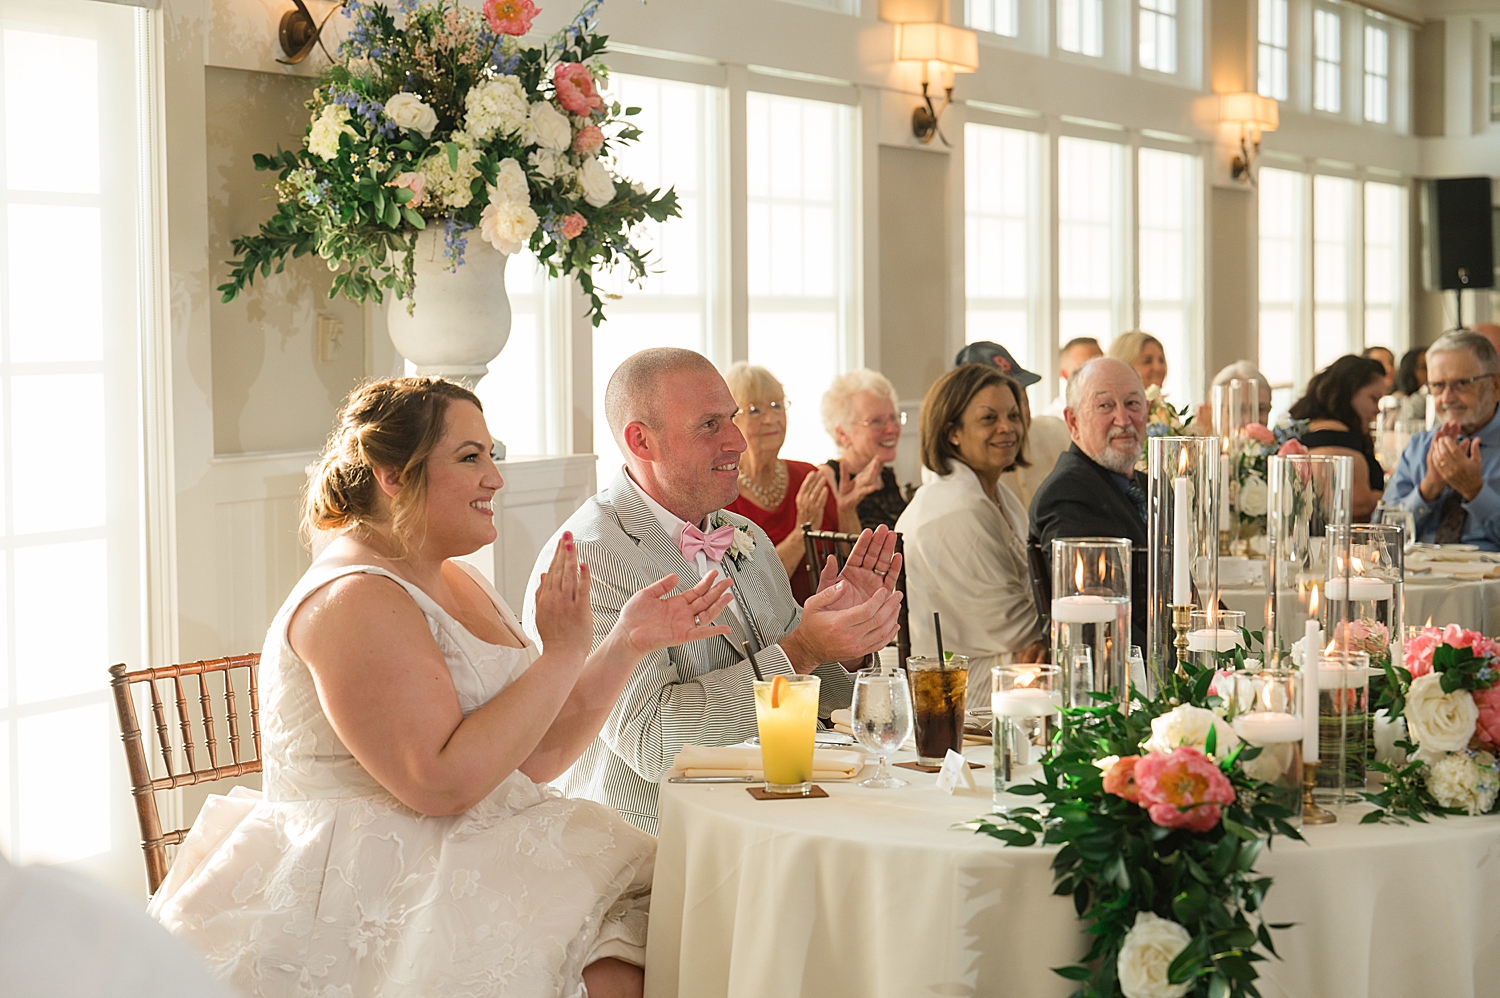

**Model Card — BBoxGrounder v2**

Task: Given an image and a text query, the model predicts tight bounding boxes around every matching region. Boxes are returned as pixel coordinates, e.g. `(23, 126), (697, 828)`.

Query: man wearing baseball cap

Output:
(954, 342), (1070, 511)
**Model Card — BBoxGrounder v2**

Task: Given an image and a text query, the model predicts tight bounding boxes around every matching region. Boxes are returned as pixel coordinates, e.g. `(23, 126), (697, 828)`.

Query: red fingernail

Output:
(564, 531), (573, 541)
(566, 542), (574, 551)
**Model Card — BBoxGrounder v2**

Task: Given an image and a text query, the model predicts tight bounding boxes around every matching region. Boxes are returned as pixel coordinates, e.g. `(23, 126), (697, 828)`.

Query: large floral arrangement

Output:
(217, 0), (678, 325)
(1223, 419), (1309, 555)
(1365, 624), (1500, 820)
(974, 663), (1300, 998)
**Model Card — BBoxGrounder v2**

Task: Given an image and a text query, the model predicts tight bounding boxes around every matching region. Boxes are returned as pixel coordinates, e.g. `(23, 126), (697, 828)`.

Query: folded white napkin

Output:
(670, 744), (865, 780)
(830, 708), (854, 736)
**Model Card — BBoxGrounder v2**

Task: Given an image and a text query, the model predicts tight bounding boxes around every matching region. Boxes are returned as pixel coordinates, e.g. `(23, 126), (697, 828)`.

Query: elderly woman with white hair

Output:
(821, 368), (910, 530)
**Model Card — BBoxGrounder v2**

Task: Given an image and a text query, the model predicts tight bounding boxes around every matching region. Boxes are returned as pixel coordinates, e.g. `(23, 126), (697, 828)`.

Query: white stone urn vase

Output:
(385, 227), (511, 389)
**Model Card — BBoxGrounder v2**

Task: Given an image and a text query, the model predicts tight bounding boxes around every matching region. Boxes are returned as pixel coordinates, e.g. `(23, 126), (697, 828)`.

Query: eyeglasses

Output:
(1428, 374), (1495, 396)
(737, 400), (789, 418)
(852, 413), (906, 430)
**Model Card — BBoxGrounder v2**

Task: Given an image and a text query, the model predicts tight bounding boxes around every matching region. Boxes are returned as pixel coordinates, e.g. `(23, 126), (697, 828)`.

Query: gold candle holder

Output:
(1301, 761), (1336, 824)
(1170, 603), (1195, 677)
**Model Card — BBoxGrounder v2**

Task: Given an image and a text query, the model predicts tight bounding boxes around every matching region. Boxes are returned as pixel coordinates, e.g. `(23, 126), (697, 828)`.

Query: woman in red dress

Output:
(724, 363), (840, 604)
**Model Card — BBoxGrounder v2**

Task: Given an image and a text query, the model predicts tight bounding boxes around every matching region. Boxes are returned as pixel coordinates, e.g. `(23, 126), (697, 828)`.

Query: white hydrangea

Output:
(478, 195), (539, 255)
(491, 158), (530, 206)
(523, 101), (573, 152)
(420, 135), (482, 210)
(527, 148), (572, 183)
(1143, 704), (1241, 759)
(464, 76), (529, 143)
(577, 156), (617, 208)
(1426, 749), (1500, 816)
(307, 104), (356, 161)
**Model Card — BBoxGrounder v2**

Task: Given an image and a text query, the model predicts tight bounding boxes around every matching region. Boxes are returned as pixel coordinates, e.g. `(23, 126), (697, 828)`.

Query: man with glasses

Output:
(1384, 330), (1500, 549)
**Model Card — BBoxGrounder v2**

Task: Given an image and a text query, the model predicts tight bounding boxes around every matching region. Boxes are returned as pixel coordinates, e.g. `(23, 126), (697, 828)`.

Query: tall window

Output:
(1139, 0), (1177, 74)
(1058, 0), (1104, 57)
(1364, 182), (1405, 350)
(1314, 9), (1342, 113)
(965, 123), (1039, 365)
(967, 0), (1018, 37)
(1364, 24), (1389, 124)
(475, 250), (556, 458)
(1057, 136), (1123, 348)
(746, 91), (856, 463)
(590, 74), (720, 473)
(1313, 175), (1355, 370)
(1257, 0), (1289, 100)
(1138, 148), (1198, 404)
(0, 0), (145, 878)
(1258, 167), (1303, 390)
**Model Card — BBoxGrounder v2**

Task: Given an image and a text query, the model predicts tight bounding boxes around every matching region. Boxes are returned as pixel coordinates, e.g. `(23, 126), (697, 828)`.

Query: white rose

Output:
(578, 156), (617, 208)
(727, 525), (756, 561)
(307, 104), (355, 160)
(1426, 749), (1500, 815)
(527, 148), (571, 182)
(1143, 704), (1241, 758)
(525, 101), (572, 152)
(491, 158), (530, 206)
(464, 75), (529, 142)
(1405, 672), (1479, 753)
(1117, 912), (1193, 998)
(1240, 740), (1294, 783)
(478, 195), (539, 255)
(1238, 474), (1267, 517)
(384, 93), (439, 139)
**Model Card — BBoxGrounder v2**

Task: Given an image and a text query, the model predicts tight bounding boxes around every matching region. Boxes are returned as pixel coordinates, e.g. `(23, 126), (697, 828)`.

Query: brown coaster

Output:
(896, 760), (984, 773)
(747, 784), (829, 800)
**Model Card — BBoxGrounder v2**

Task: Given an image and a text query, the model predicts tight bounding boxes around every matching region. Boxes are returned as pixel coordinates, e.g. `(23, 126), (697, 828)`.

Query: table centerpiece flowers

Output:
(972, 662), (1301, 998)
(216, 0), (678, 328)
(1223, 418), (1310, 556)
(1364, 624), (1500, 821)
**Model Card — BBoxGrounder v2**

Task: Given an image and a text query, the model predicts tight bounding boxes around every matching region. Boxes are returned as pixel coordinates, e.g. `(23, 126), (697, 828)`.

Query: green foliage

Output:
(1360, 740), (1467, 824)
(972, 660), (1300, 998)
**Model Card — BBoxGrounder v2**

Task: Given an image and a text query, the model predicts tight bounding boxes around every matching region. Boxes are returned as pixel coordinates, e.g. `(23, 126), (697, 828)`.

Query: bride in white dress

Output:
(149, 378), (735, 998)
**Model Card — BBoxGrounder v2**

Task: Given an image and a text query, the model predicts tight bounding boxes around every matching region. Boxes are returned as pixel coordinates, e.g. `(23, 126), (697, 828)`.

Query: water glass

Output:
(1372, 503), (1415, 552)
(992, 665), (1061, 811)
(851, 670), (914, 789)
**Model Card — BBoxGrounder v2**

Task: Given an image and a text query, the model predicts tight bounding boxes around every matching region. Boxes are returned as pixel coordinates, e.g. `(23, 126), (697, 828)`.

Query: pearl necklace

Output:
(738, 459), (788, 509)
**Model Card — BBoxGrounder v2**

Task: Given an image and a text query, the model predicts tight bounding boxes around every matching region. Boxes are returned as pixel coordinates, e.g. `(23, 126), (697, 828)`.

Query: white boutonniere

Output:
(710, 512), (756, 568)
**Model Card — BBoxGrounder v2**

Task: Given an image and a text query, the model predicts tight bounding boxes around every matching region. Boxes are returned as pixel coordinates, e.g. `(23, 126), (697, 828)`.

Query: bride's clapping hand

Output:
(615, 572), (735, 658)
(533, 532), (595, 664)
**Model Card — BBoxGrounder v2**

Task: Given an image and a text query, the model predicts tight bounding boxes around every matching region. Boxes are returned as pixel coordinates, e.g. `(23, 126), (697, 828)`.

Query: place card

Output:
(746, 785), (829, 801)
(935, 749), (978, 795)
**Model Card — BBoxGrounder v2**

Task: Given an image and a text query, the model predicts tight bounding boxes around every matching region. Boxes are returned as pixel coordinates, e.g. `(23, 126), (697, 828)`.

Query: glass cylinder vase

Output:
(1050, 538), (1131, 709)
(1316, 649), (1372, 803)
(1229, 667), (1303, 819)
(1147, 437), (1220, 683)
(992, 664), (1061, 811)
(1326, 523), (1403, 681)
(1264, 454), (1354, 668)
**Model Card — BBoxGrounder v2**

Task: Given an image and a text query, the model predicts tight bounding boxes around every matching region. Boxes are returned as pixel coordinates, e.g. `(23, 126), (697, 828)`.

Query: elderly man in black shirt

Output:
(1028, 357), (1150, 648)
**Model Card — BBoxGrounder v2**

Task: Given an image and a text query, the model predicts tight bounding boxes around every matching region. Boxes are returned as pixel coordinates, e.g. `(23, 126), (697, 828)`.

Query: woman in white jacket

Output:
(896, 364), (1046, 710)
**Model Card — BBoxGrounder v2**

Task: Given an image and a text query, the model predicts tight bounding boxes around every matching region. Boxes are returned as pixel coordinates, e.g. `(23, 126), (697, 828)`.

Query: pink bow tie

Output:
(679, 523), (735, 563)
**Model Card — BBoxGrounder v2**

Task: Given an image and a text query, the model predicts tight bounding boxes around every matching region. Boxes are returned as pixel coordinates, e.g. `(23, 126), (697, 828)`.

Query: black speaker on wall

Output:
(1422, 176), (1495, 292)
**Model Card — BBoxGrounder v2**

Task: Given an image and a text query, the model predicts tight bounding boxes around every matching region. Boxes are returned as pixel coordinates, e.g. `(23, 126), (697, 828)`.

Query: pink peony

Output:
(1244, 423), (1276, 446)
(386, 171), (426, 207)
(553, 62), (605, 116)
(1277, 439), (1309, 456)
(572, 124), (604, 155)
(1134, 747), (1236, 833)
(559, 211), (587, 239)
(483, 0), (539, 36)
(1405, 624), (1500, 679)
(1473, 684), (1500, 747)
(1103, 755), (1142, 802)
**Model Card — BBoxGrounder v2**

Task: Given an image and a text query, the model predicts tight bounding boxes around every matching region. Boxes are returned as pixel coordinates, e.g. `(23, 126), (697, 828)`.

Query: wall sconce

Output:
(1220, 92), (1279, 184)
(278, 0), (343, 66)
(896, 22), (979, 145)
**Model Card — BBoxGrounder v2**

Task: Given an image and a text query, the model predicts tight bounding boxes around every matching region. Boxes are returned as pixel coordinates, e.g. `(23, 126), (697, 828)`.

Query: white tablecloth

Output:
(645, 745), (1500, 998)
(1222, 575), (1500, 633)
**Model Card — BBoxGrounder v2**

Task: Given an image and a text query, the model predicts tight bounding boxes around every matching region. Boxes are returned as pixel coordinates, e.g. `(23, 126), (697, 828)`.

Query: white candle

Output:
(1303, 619), (1320, 763)
(1233, 712), (1305, 746)
(1051, 594), (1118, 623)
(1323, 578), (1395, 601)
(1173, 477), (1192, 606)
(1186, 628), (1245, 653)
(992, 687), (1063, 718)
(1219, 455), (1232, 531)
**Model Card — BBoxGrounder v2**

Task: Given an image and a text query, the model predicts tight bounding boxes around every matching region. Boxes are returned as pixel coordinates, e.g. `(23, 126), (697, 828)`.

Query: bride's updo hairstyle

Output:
(303, 377), (483, 554)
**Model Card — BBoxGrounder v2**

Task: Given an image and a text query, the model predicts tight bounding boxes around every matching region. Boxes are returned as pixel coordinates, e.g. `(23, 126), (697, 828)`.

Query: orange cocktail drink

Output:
(753, 674), (821, 795)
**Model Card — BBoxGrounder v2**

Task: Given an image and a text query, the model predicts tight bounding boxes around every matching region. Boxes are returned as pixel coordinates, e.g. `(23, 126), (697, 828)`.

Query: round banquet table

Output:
(1221, 574), (1500, 633)
(644, 744), (1500, 998)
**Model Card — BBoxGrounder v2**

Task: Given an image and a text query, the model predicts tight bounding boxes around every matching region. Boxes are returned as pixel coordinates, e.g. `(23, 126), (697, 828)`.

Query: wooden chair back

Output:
(1030, 538), (1148, 635)
(801, 527), (911, 666)
(108, 654), (263, 895)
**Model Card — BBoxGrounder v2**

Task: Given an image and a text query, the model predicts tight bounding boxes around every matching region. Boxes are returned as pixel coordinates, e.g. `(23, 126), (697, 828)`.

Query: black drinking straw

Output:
(744, 641), (766, 682)
(933, 611), (946, 662)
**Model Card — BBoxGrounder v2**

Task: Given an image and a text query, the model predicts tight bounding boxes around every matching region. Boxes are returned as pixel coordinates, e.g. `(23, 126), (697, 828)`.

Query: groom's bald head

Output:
(604, 347), (721, 443)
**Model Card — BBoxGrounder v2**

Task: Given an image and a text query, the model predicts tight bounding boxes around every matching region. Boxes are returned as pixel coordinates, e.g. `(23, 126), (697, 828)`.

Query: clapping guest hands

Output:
(1423, 424), (1484, 502)
(825, 457), (883, 532)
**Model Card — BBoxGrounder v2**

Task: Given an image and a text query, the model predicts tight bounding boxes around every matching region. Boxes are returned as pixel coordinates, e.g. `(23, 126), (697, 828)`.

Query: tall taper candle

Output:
(1173, 477), (1192, 606)
(1303, 617), (1321, 763)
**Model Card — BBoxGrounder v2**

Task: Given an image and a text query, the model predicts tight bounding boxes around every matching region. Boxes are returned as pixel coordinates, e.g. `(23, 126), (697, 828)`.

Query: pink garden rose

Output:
(553, 62), (605, 116)
(1276, 439), (1309, 456)
(386, 171), (426, 207)
(483, 0), (539, 36)
(572, 124), (604, 155)
(1473, 683), (1500, 747)
(1102, 755), (1142, 802)
(1405, 624), (1500, 679)
(559, 211), (587, 239)
(1134, 747), (1236, 833)
(1244, 423), (1276, 446)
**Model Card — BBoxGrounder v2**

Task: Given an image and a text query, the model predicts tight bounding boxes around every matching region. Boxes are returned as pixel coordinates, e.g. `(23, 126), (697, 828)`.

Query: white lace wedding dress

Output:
(149, 559), (655, 998)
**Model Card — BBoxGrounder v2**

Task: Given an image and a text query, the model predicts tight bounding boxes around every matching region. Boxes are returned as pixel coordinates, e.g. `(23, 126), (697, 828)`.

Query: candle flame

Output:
(1221, 435), (1230, 455)
(1016, 668), (1039, 688)
(1351, 556), (1365, 573)
(1178, 448), (1190, 474)
(1308, 584), (1320, 616)
(1097, 550), (1107, 581)
(1425, 615), (1433, 628)
(1075, 554), (1085, 591)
